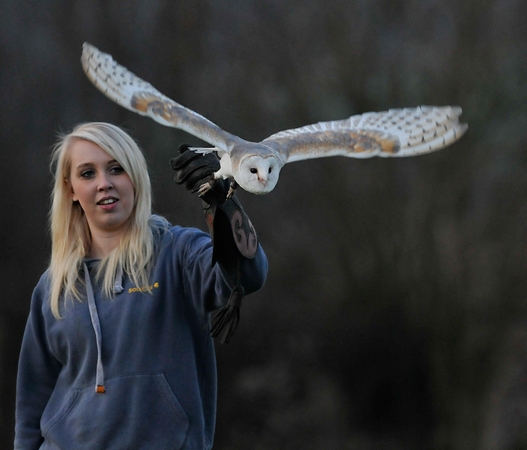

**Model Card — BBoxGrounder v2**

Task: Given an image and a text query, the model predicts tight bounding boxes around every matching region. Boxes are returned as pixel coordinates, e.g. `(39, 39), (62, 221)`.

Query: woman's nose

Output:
(97, 174), (113, 190)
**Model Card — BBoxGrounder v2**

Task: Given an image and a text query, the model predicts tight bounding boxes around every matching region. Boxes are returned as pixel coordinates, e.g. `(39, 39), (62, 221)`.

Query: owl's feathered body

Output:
(81, 43), (468, 195)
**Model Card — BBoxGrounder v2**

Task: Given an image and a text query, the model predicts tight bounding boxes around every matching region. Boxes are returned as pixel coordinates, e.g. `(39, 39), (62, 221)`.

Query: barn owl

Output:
(81, 43), (467, 196)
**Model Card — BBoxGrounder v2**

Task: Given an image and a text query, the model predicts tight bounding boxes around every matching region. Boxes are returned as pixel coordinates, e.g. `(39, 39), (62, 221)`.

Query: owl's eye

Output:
(250, 168), (258, 174)
(268, 167), (273, 173)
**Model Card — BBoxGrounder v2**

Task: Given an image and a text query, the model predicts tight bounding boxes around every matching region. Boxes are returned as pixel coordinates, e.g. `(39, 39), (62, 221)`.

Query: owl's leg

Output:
(226, 180), (238, 199)
(199, 178), (237, 201)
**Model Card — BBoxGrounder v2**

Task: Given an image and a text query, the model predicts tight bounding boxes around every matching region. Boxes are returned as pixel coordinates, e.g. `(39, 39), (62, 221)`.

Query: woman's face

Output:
(68, 139), (135, 237)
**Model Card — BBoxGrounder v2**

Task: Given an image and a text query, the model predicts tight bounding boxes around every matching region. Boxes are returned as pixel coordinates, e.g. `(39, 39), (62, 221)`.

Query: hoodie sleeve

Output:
(176, 227), (268, 312)
(14, 276), (62, 450)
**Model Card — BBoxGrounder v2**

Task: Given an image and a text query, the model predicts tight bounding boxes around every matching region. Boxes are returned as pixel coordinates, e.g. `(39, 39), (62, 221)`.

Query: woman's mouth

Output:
(97, 197), (118, 206)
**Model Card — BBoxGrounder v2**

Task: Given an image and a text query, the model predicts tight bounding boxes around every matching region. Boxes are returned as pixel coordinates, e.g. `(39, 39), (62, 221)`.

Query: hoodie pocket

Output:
(42, 373), (190, 449)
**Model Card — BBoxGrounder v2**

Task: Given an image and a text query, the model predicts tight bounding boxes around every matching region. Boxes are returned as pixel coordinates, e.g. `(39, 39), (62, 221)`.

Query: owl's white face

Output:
(237, 154), (280, 194)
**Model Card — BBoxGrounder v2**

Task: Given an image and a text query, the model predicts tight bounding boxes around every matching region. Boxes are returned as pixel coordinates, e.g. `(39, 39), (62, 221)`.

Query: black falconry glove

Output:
(170, 144), (258, 343)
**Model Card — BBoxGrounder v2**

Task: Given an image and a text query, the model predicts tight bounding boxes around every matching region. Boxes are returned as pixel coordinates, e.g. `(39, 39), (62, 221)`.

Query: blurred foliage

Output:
(1, 0), (527, 448)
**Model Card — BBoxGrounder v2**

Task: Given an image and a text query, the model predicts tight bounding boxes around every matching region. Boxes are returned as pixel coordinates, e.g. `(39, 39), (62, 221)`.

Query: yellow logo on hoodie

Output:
(128, 282), (160, 294)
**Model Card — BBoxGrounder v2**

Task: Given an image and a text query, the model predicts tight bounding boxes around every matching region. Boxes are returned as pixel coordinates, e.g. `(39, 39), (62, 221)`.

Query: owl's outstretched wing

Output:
(261, 106), (468, 163)
(81, 43), (241, 152)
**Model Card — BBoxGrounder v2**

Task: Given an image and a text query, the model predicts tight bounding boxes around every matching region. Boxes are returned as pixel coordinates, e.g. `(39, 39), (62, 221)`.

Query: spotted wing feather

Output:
(262, 106), (467, 163)
(81, 43), (239, 151)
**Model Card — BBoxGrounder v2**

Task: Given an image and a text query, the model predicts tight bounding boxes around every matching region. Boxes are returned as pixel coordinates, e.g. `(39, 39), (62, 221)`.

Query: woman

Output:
(14, 122), (268, 449)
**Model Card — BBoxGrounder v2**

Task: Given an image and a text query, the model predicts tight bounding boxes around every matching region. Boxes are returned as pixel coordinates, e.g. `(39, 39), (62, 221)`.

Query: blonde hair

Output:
(49, 122), (155, 318)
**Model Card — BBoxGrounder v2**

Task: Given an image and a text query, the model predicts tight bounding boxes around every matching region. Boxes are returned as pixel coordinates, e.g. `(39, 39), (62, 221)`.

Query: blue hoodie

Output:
(15, 218), (268, 449)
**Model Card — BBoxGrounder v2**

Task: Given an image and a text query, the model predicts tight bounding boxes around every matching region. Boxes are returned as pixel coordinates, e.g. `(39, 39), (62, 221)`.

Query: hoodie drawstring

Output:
(83, 262), (106, 394)
(113, 264), (124, 294)
(82, 262), (125, 393)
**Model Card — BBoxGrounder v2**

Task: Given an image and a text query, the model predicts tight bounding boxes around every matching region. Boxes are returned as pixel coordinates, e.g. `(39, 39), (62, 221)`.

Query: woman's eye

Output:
(80, 170), (95, 178)
(110, 166), (124, 174)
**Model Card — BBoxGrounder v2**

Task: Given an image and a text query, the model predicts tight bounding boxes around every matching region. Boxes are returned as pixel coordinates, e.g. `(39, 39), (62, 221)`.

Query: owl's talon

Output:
(226, 180), (238, 199)
(198, 181), (214, 197)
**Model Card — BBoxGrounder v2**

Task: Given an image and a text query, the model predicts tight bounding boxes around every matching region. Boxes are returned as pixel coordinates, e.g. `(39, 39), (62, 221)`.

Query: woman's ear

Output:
(65, 179), (78, 202)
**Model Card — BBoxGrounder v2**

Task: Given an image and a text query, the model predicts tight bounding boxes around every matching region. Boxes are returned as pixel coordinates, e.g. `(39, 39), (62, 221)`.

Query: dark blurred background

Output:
(2, 0), (527, 448)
